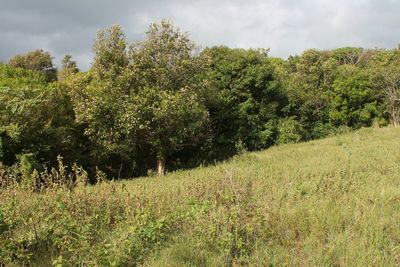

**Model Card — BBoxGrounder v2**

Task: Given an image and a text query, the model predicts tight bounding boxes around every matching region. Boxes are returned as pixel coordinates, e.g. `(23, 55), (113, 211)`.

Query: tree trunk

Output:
(393, 118), (400, 127)
(157, 157), (166, 176)
(390, 109), (400, 127)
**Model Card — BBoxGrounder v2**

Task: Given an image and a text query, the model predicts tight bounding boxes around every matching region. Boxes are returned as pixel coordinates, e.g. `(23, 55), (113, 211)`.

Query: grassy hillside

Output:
(1, 127), (400, 266)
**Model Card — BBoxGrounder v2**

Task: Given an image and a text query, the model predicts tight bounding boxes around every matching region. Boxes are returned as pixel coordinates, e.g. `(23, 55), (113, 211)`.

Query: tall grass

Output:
(1, 127), (400, 266)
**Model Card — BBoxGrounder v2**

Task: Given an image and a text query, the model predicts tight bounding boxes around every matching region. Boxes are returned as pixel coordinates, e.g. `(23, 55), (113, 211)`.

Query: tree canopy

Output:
(8, 49), (57, 82)
(1, 21), (399, 179)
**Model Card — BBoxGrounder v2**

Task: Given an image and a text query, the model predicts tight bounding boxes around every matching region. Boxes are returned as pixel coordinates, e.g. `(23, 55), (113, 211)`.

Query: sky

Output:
(1, 0), (399, 70)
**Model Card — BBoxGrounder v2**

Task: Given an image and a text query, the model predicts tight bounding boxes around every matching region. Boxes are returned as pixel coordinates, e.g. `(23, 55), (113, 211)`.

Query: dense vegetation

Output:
(1, 19), (400, 266)
(0, 20), (399, 181)
(1, 127), (400, 265)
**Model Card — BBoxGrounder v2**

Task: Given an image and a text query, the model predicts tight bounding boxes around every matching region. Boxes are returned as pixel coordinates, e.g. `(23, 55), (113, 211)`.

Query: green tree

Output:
(327, 65), (383, 127)
(283, 47), (388, 138)
(8, 49), (57, 82)
(72, 21), (208, 176)
(199, 46), (286, 159)
(124, 20), (209, 175)
(284, 50), (336, 139)
(69, 71), (136, 177)
(70, 25), (136, 178)
(0, 64), (83, 168)
(128, 20), (201, 92)
(332, 47), (364, 65)
(58, 55), (79, 81)
(92, 24), (128, 81)
(121, 87), (208, 176)
(277, 117), (304, 144)
(372, 49), (400, 127)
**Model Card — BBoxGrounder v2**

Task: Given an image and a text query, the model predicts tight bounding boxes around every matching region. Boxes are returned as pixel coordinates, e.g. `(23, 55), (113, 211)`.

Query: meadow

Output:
(1, 126), (400, 266)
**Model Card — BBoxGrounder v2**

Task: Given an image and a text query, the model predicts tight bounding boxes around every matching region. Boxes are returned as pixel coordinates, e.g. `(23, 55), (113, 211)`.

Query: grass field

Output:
(1, 127), (400, 266)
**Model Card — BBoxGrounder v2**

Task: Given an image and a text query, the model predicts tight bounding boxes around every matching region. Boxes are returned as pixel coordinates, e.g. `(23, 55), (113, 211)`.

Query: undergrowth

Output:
(1, 127), (400, 266)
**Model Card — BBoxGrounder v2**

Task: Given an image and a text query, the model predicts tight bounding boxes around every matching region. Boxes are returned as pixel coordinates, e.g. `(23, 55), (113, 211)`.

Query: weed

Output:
(1, 127), (400, 266)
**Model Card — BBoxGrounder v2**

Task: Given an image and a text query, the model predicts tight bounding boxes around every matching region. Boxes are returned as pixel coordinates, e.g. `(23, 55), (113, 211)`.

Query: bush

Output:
(18, 153), (41, 178)
(277, 117), (305, 144)
(0, 156), (88, 191)
(311, 122), (335, 139)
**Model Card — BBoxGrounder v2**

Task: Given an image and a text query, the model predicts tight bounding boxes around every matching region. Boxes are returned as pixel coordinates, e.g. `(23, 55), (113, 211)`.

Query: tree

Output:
(277, 117), (305, 144)
(125, 20), (208, 175)
(326, 65), (383, 128)
(121, 87), (208, 176)
(0, 64), (83, 168)
(286, 49), (334, 104)
(92, 25), (128, 81)
(382, 68), (400, 127)
(8, 49), (57, 82)
(332, 47), (364, 65)
(283, 48), (389, 138)
(69, 71), (137, 177)
(70, 26), (136, 178)
(374, 59), (400, 127)
(128, 20), (200, 92)
(198, 46), (286, 159)
(58, 55), (79, 81)
(72, 21), (208, 176)
(284, 50), (336, 139)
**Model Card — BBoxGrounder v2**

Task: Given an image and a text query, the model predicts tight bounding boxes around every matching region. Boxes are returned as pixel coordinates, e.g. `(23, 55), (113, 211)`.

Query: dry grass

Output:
(1, 127), (400, 266)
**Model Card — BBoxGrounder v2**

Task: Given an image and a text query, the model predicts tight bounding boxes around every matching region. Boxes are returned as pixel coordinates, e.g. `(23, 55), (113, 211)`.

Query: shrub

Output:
(277, 117), (304, 144)
(0, 155), (88, 191)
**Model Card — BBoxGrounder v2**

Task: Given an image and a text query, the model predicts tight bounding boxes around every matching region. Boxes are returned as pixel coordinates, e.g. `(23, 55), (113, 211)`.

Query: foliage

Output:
(1, 21), (399, 179)
(120, 87), (209, 174)
(199, 46), (286, 159)
(371, 49), (400, 126)
(2, 19), (400, 266)
(284, 47), (392, 140)
(0, 64), (86, 174)
(92, 24), (128, 81)
(8, 49), (57, 82)
(57, 55), (79, 81)
(277, 117), (304, 144)
(1, 127), (400, 266)
(72, 21), (208, 176)
(128, 20), (201, 92)
(327, 65), (384, 127)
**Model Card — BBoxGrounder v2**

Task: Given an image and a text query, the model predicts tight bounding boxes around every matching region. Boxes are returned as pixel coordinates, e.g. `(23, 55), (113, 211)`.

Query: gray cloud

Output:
(0, 0), (399, 70)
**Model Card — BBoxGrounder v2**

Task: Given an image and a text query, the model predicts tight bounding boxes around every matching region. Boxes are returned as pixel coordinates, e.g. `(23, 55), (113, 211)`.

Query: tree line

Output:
(1, 20), (399, 180)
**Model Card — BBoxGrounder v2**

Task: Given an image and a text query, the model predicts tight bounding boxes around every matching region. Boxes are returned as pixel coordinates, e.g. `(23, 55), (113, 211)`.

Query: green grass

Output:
(1, 127), (400, 266)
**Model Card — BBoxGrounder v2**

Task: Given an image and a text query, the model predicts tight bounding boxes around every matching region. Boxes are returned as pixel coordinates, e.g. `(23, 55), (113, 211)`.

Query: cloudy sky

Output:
(1, 0), (399, 70)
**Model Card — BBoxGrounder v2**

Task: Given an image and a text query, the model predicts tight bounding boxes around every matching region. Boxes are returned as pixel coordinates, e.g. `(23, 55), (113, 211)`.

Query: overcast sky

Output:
(1, 0), (399, 70)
